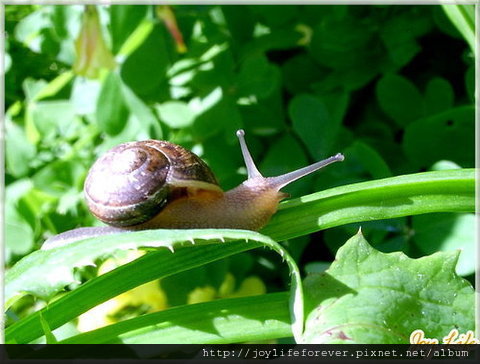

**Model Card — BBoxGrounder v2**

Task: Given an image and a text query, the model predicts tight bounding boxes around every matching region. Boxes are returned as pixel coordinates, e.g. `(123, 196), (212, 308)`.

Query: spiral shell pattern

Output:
(84, 140), (219, 226)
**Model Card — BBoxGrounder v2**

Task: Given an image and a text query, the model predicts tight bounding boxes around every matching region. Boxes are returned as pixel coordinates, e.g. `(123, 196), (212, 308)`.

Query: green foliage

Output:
(302, 232), (474, 343)
(5, 3), (475, 345)
(56, 293), (293, 344)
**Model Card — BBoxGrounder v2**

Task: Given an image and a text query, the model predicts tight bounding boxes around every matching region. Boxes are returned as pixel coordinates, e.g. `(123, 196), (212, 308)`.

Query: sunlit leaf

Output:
(302, 231), (474, 343)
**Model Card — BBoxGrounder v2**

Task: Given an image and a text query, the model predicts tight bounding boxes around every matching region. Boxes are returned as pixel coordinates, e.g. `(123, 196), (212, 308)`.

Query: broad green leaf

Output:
(412, 213), (475, 276)
(96, 71), (129, 136)
(302, 231), (474, 343)
(403, 106), (474, 169)
(156, 101), (195, 129)
(191, 92), (242, 139)
(5, 119), (36, 178)
(60, 293), (292, 344)
(236, 55), (280, 99)
(32, 160), (83, 197)
(309, 15), (373, 70)
(346, 141), (392, 179)
(120, 24), (171, 97)
(31, 100), (80, 138)
(5, 203), (34, 260)
(289, 94), (342, 160)
(376, 74), (424, 126)
(379, 9), (431, 68)
(425, 77), (454, 115)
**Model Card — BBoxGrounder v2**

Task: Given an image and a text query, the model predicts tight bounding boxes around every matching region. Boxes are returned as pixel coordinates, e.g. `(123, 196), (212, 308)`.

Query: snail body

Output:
(42, 130), (344, 249)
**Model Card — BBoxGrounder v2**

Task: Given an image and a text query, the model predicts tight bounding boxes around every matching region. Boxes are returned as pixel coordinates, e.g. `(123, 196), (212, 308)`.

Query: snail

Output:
(42, 130), (344, 249)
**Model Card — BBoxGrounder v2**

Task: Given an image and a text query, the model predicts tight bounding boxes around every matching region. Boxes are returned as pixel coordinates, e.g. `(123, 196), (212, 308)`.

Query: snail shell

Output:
(84, 140), (222, 227)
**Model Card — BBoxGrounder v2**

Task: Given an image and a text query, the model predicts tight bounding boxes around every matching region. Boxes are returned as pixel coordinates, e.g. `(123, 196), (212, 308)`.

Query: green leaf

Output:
(425, 77), (454, 115)
(14, 7), (50, 52)
(5, 229), (304, 342)
(289, 94), (341, 159)
(263, 169), (474, 242)
(5, 230), (261, 307)
(32, 160), (83, 197)
(441, 5), (475, 52)
(403, 106), (474, 169)
(5, 119), (36, 178)
(239, 99), (285, 136)
(60, 293), (292, 344)
(345, 141), (392, 179)
(6, 169), (473, 344)
(301, 231), (474, 343)
(120, 24), (171, 97)
(96, 71), (129, 136)
(31, 100), (80, 138)
(309, 15), (373, 70)
(109, 5), (148, 54)
(236, 55), (280, 99)
(156, 101), (195, 129)
(191, 91), (242, 139)
(121, 83), (162, 138)
(282, 54), (327, 95)
(259, 134), (310, 197)
(39, 312), (58, 344)
(5, 203), (34, 260)
(379, 9), (431, 68)
(412, 213), (475, 276)
(376, 74), (424, 126)
(222, 5), (254, 45)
